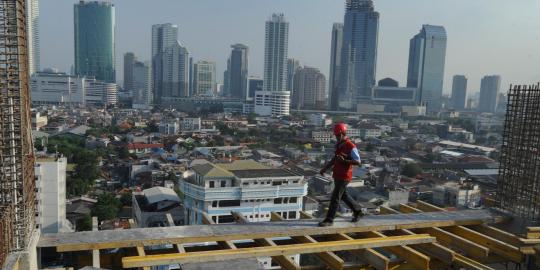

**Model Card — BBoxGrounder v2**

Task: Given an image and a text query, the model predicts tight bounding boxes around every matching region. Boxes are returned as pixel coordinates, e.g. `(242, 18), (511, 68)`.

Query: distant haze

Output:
(41, 0), (540, 95)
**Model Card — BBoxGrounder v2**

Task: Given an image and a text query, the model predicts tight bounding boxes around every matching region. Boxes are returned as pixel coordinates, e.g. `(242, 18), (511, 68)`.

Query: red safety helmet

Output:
(333, 123), (347, 136)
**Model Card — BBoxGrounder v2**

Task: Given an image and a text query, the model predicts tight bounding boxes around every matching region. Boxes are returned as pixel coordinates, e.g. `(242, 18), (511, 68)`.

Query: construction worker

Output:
(318, 122), (363, 227)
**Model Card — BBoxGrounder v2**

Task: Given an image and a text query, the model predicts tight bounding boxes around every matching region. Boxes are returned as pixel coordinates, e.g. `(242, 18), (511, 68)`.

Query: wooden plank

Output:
(454, 254), (496, 270)
(413, 201), (523, 263)
(468, 224), (523, 247)
(165, 213), (186, 253)
(91, 217), (100, 269)
(200, 212), (237, 250)
(39, 209), (502, 252)
(122, 235), (436, 268)
(232, 212), (300, 270)
(271, 212), (344, 270)
(414, 227), (489, 259)
(128, 219), (150, 270)
(359, 231), (430, 270)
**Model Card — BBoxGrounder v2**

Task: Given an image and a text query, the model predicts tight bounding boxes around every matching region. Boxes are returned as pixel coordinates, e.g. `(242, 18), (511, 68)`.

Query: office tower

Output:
(161, 42), (190, 98)
(339, 0), (379, 110)
(263, 13), (289, 93)
(247, 77), (263, 100)
(256, 14), (290, 117)
(287, 58), (300, 92)
(151, 23), (179, 103)
(292, 66), (326, 110)
(0, 0), (36, 253)
(450, 75), (467, 110)
(223, 59), (230, 97)
(123, 52), (136, 92)
(189, 57), (194, 96)
(497, 84), (540, 222)
(193, 61), (216, 96)
(477, 75), (501, 113)
(74, 1), (116, 83)
(36, 157), (71, 234)
(329, 23), (343, 110)
(228, 44), (249, 99)
(407, 24), (447, 113)
(26, 0), (39, 75)
(133, 61), (152, 106)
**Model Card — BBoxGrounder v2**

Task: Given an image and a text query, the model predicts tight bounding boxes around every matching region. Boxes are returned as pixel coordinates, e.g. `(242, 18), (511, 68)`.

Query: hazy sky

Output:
(41, 0), (540, 95)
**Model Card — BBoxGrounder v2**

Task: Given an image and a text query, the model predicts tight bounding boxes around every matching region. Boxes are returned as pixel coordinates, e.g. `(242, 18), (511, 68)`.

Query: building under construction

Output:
(497, 84), (540, 223)
(0, 0), (37, 267)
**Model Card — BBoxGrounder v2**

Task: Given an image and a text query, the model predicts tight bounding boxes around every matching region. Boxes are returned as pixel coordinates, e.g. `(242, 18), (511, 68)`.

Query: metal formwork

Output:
(497, 84), (540, 222)
(0, 0), (35, 260)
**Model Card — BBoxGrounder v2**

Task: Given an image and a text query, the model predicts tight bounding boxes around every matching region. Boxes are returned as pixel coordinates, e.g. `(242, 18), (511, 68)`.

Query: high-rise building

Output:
(193, 61), (216, 96)
(26, 0), (40, 75)
(132, 61), (152, 107)
(292, 66), (326, 110)
(329, 23), (343, 111)
(223, 59), (230, 97)
(263, 14), (289, 93)
(160, 42), (190, 98)
(228, 44), (249, 100)
(407, 24), (447, 113)
(247, 77), (263, 100)
(36, 157), (72, 234)
(123, 52), (136, 92)
(257, 14), (290, 117)
(477, 75), (501, 113)
(339, 0), (379, 110)
(287, 58), (300, 92)
(74, 1), (116, 83)
(497, 84), (540, 222)
(450, 75), (467, 110)
(152, 23), (179, 103)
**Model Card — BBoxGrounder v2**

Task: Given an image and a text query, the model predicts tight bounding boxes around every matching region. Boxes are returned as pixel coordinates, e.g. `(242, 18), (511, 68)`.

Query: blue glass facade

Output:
(407, 25), (447, 113)
(339, 0), (379, 110)
(74, 1), (115, 83)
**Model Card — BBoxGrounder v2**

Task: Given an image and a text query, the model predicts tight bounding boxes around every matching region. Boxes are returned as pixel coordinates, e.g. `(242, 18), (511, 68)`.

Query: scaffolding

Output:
(0, 0), (35, 263)
(497, 84), (540, 222)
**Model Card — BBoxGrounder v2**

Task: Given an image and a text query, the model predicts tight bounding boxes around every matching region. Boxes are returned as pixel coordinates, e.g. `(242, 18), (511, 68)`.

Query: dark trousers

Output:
(325, 179), (360, 221)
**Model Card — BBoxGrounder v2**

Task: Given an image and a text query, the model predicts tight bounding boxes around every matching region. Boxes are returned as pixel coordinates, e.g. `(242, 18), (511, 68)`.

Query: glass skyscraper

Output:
(407, 25), (447, 113)
(339, 0), (379, 110)
(478, 75), (501, 113)
(229, 44), (249, 100)
(74, 1), (115, 83)
(451, 75), (467, 110)
(152, 23), (179, 103)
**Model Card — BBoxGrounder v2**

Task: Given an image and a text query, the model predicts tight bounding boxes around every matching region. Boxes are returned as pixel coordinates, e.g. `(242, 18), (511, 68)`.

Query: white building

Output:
(30, 70), (117, 106)
(254, 90), (290, 117)
(181, 117), (201, 131)
(432, 182), (481, 208)
(35, 157), (72, 234)
(309, 113), (332, 127)
(312, 130), (333, 143)
(159, 121), (179, 135)
(193, 61), (216, 96)
(181, 160), (306, 269)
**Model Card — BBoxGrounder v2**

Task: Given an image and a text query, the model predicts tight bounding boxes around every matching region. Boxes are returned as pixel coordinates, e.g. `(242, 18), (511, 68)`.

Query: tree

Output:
(120, 191), (132, 206)
(401, 163), (422, 178)
(76, 214), (92, 231)
(365, 144), (375, 152)
(92, 193), (121, 221)
(118, 147), (129, 159)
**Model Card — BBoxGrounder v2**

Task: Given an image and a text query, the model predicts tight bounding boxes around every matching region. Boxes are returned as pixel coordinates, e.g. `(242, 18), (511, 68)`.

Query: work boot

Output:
(318, 219), (333, 227)
(351, 210), (364, 223)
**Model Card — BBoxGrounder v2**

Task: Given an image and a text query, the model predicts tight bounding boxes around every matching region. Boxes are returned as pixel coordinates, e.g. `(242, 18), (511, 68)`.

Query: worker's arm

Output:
(336, 147), (361, 166)
(319, 156), (335, 175)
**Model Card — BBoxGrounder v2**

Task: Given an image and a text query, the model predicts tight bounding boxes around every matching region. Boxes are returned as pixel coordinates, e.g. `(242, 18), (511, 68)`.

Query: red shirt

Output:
(332, 138), (356, 181)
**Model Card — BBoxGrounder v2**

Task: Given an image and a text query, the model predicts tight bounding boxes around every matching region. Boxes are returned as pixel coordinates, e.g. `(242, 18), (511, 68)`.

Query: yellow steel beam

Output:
(232, 212), (301, 270)
(359, 231), (430, 270)
(414, 227), (489, 259)
(454, 254), (496, 270)
(122, 234), (436, 268)
(468, 224), (523, 247)
(271, 212), (344, 270)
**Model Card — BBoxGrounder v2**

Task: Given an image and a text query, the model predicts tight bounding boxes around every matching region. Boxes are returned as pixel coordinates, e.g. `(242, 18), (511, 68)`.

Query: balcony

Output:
(180, 181), (308, 201)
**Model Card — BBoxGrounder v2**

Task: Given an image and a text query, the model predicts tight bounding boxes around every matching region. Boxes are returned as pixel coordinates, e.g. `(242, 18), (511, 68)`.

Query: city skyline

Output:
(39, 0), (540, 95)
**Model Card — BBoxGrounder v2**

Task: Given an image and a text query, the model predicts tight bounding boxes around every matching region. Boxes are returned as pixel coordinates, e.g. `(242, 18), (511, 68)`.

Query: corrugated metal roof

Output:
(143, 187), (180, 204)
